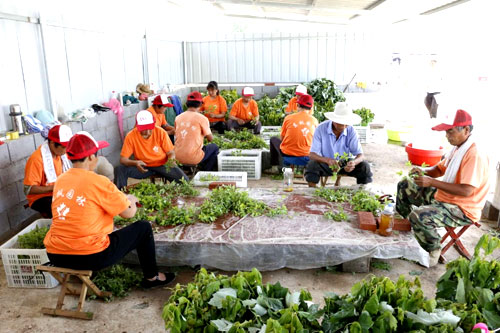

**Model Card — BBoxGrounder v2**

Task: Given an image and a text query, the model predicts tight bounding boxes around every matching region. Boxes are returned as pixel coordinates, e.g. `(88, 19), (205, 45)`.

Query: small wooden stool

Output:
(36, 264), (111, 320)
(149, 174), (167, 184)
(320, 175), (342, 187)
(181, 164), (199, 178)
(439, 221), (481, 263)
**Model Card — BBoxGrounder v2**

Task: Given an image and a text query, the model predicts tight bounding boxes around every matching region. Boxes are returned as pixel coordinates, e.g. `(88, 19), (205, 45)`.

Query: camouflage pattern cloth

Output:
(396, 178), (472, 252)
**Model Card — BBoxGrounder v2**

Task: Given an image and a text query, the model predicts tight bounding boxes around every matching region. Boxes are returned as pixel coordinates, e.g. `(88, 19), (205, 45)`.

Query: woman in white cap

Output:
(285, 84), (308, 115)
(305, 102), (373, 186)
(227, 87), (262, 134)
(23, 125), (73, 218)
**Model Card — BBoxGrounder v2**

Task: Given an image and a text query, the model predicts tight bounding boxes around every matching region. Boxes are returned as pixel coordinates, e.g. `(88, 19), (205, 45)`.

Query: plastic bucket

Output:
(387, 126), (413, 142)
(405, 143), (444, 166)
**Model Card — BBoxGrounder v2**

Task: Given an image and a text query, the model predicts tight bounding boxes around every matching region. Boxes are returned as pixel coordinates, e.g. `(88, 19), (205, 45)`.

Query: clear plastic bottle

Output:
(378, 203), (394, 236)
(282, 167), (293, 192)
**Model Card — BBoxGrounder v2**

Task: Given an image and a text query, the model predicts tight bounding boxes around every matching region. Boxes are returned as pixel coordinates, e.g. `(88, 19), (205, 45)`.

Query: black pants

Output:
(31, 196), (53, 218)
(227, 119), (262, 134)
(210, 121), (226, 135)
(115, 165), (188, 190)
(305, 160), (373, 184)
(199, 144), (219, 171)
(47, 221), (158, 279)
(270, 136), (283, 167)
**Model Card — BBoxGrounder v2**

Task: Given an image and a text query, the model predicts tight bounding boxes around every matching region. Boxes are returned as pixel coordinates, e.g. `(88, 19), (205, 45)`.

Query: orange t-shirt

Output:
(280, 112), (318, 157)
(285, 97), (298, 114)
(174, 111), (211, 165)
(147, 106), (167, 127)
(201, 95), (228, 123)
(121, 126), (174, 167)
(230, 99), (259, 121)
(24, 145), (63, 206)
(434, 144), (490, 222)
(44, 168), (130, 255)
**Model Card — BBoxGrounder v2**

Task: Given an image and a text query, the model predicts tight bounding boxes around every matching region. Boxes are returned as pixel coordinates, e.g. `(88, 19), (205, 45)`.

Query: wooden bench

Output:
(36, 264), (111, 320)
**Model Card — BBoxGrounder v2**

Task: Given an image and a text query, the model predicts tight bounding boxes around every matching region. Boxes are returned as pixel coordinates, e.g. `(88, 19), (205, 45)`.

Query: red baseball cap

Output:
(152, 95), (174, 107)
(432, 109), (473, 131)
(297, 94), (314, 108)
(66, 131), (109, 160)
(136, 110), (155, 131)
(187, 91), (203, 102)
(48, 124), (73, 147)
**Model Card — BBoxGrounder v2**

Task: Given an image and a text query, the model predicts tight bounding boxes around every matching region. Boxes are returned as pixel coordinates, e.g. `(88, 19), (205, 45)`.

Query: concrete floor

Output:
(0, 141), (498, 333)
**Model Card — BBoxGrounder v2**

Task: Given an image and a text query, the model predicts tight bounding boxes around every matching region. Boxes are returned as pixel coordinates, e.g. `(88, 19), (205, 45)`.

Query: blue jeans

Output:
(199, 143), (219, 171)
(115, 164), (188, 190)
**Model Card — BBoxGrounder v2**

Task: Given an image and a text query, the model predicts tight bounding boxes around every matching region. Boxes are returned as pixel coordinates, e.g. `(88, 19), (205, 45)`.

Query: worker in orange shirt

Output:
(148, 94), (175, 142)
(44, 131), (175, 288)
(23, 125), (73, 218)
(269, 94), (318, 169)
(115, 110), (187, 189)
(174, 91), (219, 171)
(285, 84), (308, 115)
(227, 87), (262, 134)
(200, 81), (227, 134)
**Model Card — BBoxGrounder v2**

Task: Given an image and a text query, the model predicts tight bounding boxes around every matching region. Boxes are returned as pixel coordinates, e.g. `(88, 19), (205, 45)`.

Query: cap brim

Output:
(325, 113), (362, 126)
(242, 94), (254, 97)
(295, 92), (305, 96)
(164, 103), (174, 107)
(59, 141), (70, 147)
(431, 123), (454, 131)
(136, 123), (155, 131)
(97, 141), (109, 149)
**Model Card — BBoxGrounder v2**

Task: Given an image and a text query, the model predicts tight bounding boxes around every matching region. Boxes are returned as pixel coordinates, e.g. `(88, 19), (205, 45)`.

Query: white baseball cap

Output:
(136, 110), (155, 131)
(242, 87), (254, 97)
(295, 84), (307, 96)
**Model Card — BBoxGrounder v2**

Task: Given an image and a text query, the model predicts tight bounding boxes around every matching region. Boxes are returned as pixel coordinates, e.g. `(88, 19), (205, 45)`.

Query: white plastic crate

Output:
(193, 171), (248, 187)
(0, 219), (59, 288)
(259, 126), (281, 144)
(218, 149), (262, 180)
(353, 125), (371, 144)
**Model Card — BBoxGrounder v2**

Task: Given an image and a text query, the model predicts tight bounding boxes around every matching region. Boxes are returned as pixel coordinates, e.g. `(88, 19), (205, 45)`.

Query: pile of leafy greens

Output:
(90, 264), (143, 301)
(162, 268), (322, 333)
(210, 129), (269, 150)
(17, 225), (49, 249)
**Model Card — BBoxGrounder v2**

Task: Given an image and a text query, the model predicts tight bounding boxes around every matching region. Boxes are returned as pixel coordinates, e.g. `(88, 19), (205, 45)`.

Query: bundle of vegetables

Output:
(211, 129), (268, 150)
(162, 268), (323, 333)
(322, 275), (461, 332)
(435, 234), (500, 331)
(197, 185), (287, 223)
(17, 225), (49, 249)
(90, 264), (143, 301)
(314, 188), (385, 215)
(353, 107), (375, 127)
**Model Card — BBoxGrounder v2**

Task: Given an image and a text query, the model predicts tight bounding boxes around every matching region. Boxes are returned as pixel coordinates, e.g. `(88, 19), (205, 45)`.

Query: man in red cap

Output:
(148, 94), (175, 142)
(269, 94), (318, 170)
(174, 91), (219, 171)
(116, 110), (188, 189)
(227, 87), (262, 134)
(44, 131), (175, 288)
(23, 124), (73, 217)
(396, 109), (489, 267)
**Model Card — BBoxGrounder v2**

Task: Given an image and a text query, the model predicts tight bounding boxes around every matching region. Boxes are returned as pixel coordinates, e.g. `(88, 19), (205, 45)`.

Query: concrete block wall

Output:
(0, 87), (191, 244)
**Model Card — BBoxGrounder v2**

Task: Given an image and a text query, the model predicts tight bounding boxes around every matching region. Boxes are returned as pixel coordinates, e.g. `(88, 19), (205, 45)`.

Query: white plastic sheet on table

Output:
(126, 188), (429, 270)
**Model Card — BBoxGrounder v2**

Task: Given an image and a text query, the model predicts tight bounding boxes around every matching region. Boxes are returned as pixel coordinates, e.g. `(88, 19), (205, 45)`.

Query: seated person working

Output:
(305, 102), (373, 186)
(285, 84), (308, 115)
(174, 91), (219, 171)
(396, 109), (489, 266)
(148, 94), (175, 142)
(44, 131), (175, 288)
(270, 94), (318, 168)
(24, 125), (73, 218)
(227, 87), (262, 134)
(200, 81), (228, 134)
(115, 110), (187, 189)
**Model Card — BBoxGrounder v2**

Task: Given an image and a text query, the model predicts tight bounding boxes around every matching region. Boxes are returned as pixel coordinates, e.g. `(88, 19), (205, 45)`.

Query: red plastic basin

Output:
(405, 143), (445, 166)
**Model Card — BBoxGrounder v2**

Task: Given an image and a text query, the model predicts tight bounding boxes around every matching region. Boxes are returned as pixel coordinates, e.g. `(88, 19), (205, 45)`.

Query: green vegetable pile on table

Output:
(162, 268), (323, 333)
(89, 264), (143, 301)
(17, 225), (49, 249)
(314, 188), (385, 215)
(199, 174), (220, 182)
(211, 129), (269, 150)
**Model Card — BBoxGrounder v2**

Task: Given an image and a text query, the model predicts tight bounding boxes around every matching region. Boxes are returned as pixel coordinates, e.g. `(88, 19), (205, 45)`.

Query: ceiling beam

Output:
(420, 0), (470, 15)
(308, 0), (317, 16)
(207, 0), (369, 15)
(224, 13), (348, 25)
